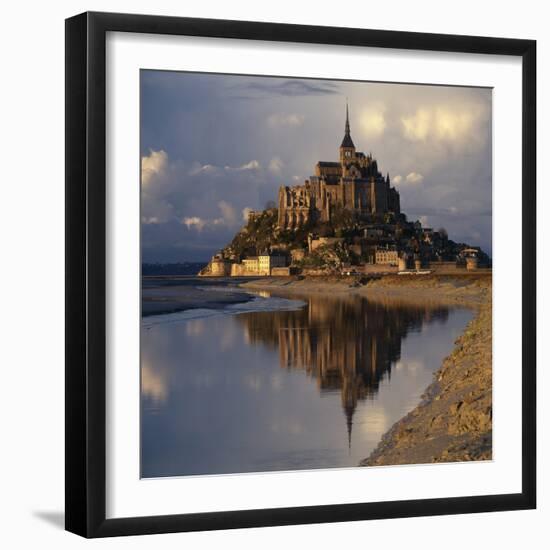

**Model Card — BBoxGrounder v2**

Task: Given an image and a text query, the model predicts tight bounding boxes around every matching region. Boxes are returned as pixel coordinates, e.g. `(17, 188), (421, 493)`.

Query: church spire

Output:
(345, 99), (350, 136)
(340, 100), (355, 149)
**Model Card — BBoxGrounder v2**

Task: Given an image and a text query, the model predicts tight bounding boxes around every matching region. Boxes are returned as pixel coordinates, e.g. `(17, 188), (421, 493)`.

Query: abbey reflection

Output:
(237, 294), (449, 447)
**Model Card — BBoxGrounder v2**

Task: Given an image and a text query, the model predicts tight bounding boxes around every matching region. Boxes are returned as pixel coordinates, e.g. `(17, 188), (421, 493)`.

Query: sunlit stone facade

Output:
(278, 104), (401, 230)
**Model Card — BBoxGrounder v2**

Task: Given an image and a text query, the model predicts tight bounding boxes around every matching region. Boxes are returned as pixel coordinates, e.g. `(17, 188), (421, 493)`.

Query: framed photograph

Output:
(65, 11), (536, 538)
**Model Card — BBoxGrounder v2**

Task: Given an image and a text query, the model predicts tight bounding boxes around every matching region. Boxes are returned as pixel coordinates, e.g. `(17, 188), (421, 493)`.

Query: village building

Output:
(258, 253), (287, 274)
(375, 247), (399, 265)
(232, 253), (288, 276)
(242, 256), (260, 272)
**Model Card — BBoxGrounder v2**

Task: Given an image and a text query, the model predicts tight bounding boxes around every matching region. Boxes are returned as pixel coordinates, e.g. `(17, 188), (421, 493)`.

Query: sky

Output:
(141, 70), (492, 263)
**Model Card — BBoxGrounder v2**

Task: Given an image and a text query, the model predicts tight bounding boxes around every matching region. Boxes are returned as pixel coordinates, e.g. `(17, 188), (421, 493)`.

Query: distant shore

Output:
(241, 272), (493, 465)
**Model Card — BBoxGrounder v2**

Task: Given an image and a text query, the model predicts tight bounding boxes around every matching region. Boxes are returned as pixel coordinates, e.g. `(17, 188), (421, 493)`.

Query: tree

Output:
(318, 223), (334, 237)
(330, 206), (355, 232)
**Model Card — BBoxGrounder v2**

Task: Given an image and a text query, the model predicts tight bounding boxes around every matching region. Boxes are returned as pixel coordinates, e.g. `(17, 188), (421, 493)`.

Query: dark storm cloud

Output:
(230, 78), (340, 99)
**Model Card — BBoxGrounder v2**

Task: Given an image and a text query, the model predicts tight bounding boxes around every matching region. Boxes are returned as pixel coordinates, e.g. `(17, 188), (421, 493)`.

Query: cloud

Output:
(182, 216), (206, 231)
(191, 160), (261, 174)
(433, 107), (477, 140)
(405, 172), (424, 184)
(359, 105), (386, 137)
(217, 200), (237, 225)
(401, 104), (486, 144)
(238, 79), (338, 97)
(188, 163), (219, 176)
(401, 109), (431, 141)
(224, 160), (261, 171)
(181, 201), (239, 231)
(240, 160), (260, 171)
(392, 172), (424, 185)
(267, 113), (305, 128)
(141, 204), (174, 225)
(141, 147), (280, 256)
(268, 156), (284, 175)
(141, 150), (175, 224)
(142, 149), (168, 186)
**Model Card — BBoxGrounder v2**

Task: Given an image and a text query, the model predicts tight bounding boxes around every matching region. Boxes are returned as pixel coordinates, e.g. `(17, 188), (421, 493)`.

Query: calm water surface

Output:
(141, 287), (472, 477)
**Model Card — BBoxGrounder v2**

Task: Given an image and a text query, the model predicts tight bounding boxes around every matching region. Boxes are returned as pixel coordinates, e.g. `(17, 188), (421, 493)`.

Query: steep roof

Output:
(340, 102), (355, 148)
(341, 133), (355, 148)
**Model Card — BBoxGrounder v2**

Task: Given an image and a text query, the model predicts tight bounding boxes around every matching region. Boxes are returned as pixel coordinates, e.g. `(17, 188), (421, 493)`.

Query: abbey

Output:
(278, 104), (401, 230)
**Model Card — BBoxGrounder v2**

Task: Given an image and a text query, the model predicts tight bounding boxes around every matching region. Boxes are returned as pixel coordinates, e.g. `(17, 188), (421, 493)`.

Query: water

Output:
(141, 286), (472, 478)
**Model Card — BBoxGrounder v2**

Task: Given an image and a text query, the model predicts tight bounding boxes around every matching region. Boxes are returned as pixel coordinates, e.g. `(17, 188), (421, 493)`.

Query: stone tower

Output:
(339, 101), (356, 164)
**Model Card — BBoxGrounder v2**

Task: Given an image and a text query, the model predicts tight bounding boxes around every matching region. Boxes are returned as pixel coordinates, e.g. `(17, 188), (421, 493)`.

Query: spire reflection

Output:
(237, 293), (450, 447)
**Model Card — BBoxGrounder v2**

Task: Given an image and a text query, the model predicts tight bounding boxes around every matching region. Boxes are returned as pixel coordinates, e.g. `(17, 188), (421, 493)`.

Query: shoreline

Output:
(241, 273), (492, 465)
(142, 280), (257, 317)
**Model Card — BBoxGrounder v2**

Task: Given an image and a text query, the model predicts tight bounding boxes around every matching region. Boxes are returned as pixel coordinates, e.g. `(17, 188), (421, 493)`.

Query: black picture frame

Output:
(65, 11), (536, 538)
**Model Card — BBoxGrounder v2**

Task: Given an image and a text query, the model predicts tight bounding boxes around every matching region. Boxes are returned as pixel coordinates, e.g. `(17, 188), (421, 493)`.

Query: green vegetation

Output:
(225, 209), (280, 257)
(226, 208), (311, 258)
(294, 242), (355, 270)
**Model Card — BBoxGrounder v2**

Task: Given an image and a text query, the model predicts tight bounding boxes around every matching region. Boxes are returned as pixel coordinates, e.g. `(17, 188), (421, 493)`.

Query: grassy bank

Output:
(241, 273), (493, 466)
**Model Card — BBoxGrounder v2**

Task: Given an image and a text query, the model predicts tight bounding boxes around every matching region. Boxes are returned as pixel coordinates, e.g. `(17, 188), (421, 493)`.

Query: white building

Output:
(375, 248), (398, 265)
(242, 254), (287, 275)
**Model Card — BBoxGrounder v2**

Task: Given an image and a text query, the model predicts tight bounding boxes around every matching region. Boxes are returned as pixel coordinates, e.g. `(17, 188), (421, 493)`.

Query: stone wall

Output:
(230, 263), (247, 277)
(210, 259), (231, 276)
(271, 267), (297, 276)
(199, 257), (231, 277)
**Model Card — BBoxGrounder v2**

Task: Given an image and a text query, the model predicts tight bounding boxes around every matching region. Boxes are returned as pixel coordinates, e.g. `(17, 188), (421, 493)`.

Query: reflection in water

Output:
(141, 360), (168, 405)
(238, 293), (450, 449)
(141, 290), (471, 478)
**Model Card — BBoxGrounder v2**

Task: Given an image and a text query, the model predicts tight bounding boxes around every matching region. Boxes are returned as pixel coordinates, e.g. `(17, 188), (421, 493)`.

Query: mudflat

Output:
(142, 278), (255, 317)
